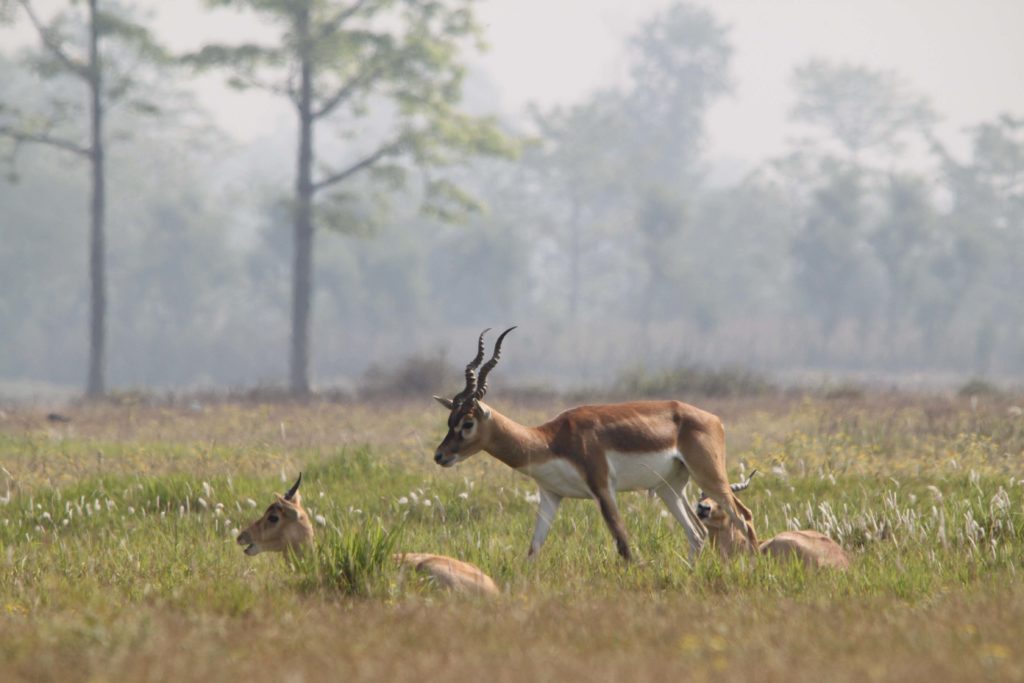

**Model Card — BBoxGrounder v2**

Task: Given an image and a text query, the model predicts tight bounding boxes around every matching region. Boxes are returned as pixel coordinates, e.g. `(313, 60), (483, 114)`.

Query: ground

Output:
(1, 393), (1022, 682)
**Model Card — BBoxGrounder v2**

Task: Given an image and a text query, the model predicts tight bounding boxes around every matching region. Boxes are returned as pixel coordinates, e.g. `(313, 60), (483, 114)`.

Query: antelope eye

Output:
(268, 514), (279, 524)
(462, 421), (474, 430)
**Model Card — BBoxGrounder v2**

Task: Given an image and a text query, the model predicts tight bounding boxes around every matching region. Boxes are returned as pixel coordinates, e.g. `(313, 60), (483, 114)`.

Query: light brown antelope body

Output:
(394, 552), (499, 596)
(695, 472), (850, 570)
(236, 475), (499, 595)
(433, 328), (756, 562)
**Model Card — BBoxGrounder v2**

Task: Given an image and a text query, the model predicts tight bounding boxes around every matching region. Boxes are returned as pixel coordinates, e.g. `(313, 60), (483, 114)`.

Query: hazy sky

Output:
(5, 0), (1024, 166)
(473, 0), (1024, 164)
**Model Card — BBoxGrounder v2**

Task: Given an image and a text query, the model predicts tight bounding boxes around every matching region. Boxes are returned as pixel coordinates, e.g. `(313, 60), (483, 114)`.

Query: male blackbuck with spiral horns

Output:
(433, 328), (756, 561)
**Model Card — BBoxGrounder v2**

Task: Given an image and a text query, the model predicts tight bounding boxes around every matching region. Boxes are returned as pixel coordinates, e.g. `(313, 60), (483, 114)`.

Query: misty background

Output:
(1, 0), (1023, 398)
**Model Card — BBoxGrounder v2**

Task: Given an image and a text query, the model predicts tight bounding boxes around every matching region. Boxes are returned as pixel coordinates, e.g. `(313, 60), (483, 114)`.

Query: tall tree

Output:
(530, 97), (626, 323)
(189, 0), (514, 395)
(782, 61), (935, 358)
(620, 2), (731, 334)
(623, 1), (732, 188)
(790, 59), (934, 165)
(0, 0), (166, 397)
(931, 115), (1024, 371)
(790, 161), (874, 342)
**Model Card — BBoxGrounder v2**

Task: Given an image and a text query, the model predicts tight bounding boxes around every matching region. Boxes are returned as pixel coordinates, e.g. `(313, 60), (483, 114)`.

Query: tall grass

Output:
(0, 397), (1022, 681)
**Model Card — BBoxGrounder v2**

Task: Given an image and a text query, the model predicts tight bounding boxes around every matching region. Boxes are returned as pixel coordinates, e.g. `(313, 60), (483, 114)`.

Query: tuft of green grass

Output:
(293, 521), (403, 598)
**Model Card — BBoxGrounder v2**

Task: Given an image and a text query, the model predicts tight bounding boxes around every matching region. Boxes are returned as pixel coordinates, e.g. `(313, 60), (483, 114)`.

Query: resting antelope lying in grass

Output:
(236, 474), (499, 596)
(433, 328), (756, 562)
(695, 472), (850, 570)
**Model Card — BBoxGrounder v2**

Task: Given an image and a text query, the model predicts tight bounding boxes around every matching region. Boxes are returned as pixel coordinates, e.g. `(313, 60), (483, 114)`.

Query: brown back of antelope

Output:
(759, 530), (850, 570)
(394, 553), (499, 596)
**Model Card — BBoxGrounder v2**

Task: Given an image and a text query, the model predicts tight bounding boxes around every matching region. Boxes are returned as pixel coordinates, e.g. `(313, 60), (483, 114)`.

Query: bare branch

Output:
(319, 0), (368, 39)
(312, 65), (383, 119)
(0, 125), (90, 157)
(228, 71), (293, 97)
(18, 0), (89, 80)
(312, 141), (402, 193)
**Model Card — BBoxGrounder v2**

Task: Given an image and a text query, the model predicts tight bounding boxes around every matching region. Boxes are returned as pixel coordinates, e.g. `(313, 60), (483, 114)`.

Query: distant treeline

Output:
(1, 2), (1021, 394)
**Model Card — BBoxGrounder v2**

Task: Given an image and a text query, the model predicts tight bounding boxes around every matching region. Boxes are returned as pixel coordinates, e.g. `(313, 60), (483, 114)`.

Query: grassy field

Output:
(1, 394), (1023, 682)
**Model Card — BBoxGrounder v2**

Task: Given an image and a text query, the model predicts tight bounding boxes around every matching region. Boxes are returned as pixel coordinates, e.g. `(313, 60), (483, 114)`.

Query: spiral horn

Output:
(450, 328), (489, 406)
(474, 326), (516, 400)
(730, 469), (758, 492)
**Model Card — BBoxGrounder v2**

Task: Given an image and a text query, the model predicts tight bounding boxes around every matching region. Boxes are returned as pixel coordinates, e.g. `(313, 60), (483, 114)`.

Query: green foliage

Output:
(293, 521), (403, 597)
(186, 0), (517, 228)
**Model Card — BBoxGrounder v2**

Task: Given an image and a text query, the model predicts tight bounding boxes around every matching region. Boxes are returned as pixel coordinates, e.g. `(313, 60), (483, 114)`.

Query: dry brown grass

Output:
(2, 589), (1022, 683)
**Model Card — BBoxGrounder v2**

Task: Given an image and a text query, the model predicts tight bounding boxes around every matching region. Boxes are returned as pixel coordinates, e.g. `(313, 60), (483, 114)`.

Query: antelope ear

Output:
(735, 497), (753, 522)
(433, 396), (455, 410)
(275, 494), (301, 520)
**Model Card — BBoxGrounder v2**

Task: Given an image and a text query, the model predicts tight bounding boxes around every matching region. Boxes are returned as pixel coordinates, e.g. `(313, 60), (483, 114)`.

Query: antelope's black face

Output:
(433, 397), (489, 467)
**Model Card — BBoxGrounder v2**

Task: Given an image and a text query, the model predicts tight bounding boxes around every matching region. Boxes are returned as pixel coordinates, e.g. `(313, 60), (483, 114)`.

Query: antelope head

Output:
(236, 473), (313, 556)
(433, 326), (516, 467)
(695, 471), (759, 556)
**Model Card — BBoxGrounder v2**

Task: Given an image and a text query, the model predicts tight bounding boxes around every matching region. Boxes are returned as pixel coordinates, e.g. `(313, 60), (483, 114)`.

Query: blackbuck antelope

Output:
(433, 328), (756, 561)
(236, 474), (499, 596)
(695, 472), (850, 570)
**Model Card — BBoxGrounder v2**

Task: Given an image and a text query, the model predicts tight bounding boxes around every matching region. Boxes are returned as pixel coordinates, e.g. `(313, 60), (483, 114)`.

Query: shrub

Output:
(293, 521), (403, 597)
(359, 352), (457, 399)
(957, 378), (1003, 398)
(614, 364), (776, 399)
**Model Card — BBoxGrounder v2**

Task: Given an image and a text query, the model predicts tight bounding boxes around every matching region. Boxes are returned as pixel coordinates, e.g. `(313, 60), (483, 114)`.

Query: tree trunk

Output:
(85, 0), (106, 398)
(290, 6), (315, 397)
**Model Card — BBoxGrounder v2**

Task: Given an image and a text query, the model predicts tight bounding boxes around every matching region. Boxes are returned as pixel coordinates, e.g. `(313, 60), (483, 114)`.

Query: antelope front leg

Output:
(654, 480), (706, 562)
(528, 488), (563, 558)
(594, 487), (632, 561)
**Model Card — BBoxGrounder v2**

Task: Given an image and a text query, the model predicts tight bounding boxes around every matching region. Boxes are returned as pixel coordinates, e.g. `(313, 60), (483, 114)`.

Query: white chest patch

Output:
(518, 458), (591, 498)
(605, 449), (683, 491)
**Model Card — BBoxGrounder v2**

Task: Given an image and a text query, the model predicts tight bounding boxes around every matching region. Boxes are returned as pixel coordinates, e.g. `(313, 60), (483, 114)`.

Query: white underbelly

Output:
(518, 459), (592, 498)
(517, 450), (683, 498)
(606, 449), (682, 490)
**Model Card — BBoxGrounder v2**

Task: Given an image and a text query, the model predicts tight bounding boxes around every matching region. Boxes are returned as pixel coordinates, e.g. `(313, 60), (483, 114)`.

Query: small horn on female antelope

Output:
(284, 472), (303, 501)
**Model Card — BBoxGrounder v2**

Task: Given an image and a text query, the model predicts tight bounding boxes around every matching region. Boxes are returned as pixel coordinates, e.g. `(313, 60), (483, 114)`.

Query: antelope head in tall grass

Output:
(236, 473), (313, 556)
(236, 474), (500, 595)
(695, 471), (850, 570)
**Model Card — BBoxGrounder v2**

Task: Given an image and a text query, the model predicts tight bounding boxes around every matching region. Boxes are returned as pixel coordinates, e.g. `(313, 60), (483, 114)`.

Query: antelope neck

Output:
(483, 410), (554, 470)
